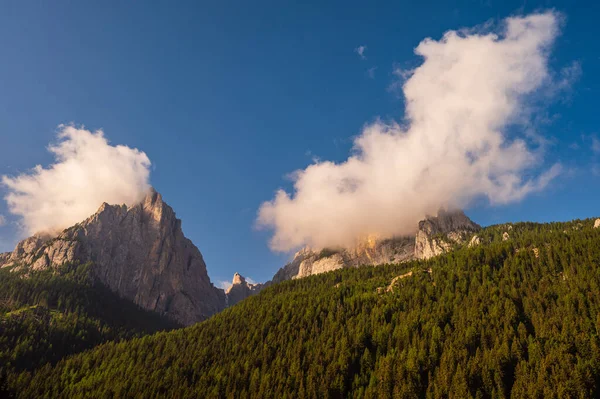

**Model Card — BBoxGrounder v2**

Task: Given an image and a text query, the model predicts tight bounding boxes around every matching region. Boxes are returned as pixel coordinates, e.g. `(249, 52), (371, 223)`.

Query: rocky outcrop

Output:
(594, 219), (600, 229)
(0, 200), (484, 316)
(414, 210), (481, 260)
(0, 189), (225, 326)
(0, 252), (11, 265)
(225, 273), (264, 306)
(377, 268), (433, 294)
(271, 236), (415, 284)
(468, 235), (481, 248)
(271, 210), (480, 283)
(1, 234), (51, 268)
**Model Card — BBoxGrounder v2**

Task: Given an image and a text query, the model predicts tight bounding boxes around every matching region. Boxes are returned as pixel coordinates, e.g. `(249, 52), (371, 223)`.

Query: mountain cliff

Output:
(271, 236), (415, 284)
(414, 209), (481, 259)
(0, 197), (482, 318)
(270, 209), (480, 284)
(0, 189), (225, 325)
(217, 210), (481, 306)
(225, 272), (265, 306)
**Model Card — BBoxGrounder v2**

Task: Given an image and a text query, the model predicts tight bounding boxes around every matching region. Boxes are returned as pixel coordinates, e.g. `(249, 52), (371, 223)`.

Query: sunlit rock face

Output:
(225, 272), (265, 306)
(0, 196), (483, 315)
(414, 210), (481, 260)
(270, 210), (480, 283)
(0, 189), (226, 326)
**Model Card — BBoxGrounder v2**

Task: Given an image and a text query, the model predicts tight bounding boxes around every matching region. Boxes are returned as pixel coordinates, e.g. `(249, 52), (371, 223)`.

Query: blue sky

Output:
(0, 0), (599, 285)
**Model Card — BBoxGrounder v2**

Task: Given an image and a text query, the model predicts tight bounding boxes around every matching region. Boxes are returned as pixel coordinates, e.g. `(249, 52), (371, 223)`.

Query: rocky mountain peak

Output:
(140, 188), (172, 223)
(7, 233), (50, 263)
(417, 209), (481, 236)
(0, 188), (225, 326)
(414, 209), (481, 259)
(0, 192), (484, 318)
(270, 209), (480, 283)
(231, 272), (245, 285)
(225, 272), (264, 307)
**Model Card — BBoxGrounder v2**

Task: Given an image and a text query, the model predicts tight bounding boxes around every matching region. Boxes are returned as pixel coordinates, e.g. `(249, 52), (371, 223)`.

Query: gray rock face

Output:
(0, 234), (51, 269)
(0, 189), (225, 326)
(468, 235), (481, 247)
(414, 210), (481, 260)
(0, 252), (9, 265)
(0, 202), (482, 314)
(271, 210), (480, 282)
(271, 236), (415, 284)
(225, 272), (264, 306)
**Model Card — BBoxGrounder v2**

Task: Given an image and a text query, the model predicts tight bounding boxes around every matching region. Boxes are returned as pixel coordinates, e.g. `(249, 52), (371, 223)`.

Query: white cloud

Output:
(259, 11), (564, 252)
(0, 215), (5, 226)
(367, 66), (377, 79)
(2, 125), (151, 236)
(556, 61), (581, 92)
(355, 45), (367, 60)
(217, 280), (232, 291)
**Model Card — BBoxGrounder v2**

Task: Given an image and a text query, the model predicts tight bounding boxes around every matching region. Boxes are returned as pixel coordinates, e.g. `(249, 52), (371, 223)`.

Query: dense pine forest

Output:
(2, 218), (600, 398)
(0, 262), (178, 396)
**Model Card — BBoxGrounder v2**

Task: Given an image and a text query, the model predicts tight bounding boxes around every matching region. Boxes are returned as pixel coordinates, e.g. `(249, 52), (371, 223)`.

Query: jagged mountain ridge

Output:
(271, 209), (481, 284)
(414, 209), (482, 259)
(1, 192), (482, 320)
(225, 272), (265, 306)
(270, 236), (415, 284)
(0, 189), (226, 326)
(226, 209), (481, 304)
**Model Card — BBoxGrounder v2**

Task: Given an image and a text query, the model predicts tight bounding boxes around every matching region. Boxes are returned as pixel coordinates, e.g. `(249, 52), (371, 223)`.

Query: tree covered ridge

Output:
(0, 262), (179, 396)
(6, 218), (600, 398)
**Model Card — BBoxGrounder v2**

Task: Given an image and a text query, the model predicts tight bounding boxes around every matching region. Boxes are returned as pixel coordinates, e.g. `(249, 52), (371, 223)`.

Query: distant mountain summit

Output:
(0, 188), (226, 325)
(225, 272), (265, 306)
(270, 209), (480, 284)
(217, 210), (482, 305)
(270, 236), (415, 284)
(1, 193), (483, 320)
(414, 209), (481, 259)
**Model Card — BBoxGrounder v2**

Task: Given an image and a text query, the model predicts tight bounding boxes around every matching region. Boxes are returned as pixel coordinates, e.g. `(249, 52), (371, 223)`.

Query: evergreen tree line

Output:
(0, 262), (178, 396)
(3, 218), (600, 398)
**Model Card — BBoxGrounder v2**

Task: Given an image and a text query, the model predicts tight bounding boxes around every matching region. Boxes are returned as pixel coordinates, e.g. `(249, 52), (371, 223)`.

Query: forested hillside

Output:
(0, 262), (178, 396)
(5, 218), (600, 398)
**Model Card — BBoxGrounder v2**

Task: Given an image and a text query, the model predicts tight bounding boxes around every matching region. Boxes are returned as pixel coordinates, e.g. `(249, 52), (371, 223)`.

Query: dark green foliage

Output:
(0, 262), (178, 396)
(5, 218), (600, 398)
(317, 248), (340, 260)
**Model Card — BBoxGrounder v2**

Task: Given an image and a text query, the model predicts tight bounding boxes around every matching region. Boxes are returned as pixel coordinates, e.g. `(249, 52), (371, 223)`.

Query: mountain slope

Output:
(226, 210), (480, 305)
(0, 261), (178, 395)
(0, 189), (225, 325)
(11, 217), (600, 398)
